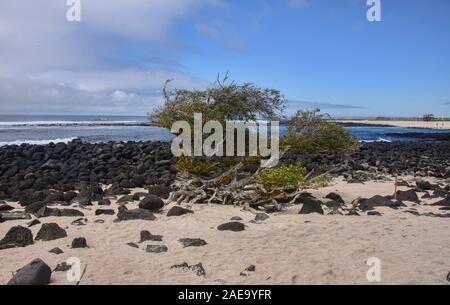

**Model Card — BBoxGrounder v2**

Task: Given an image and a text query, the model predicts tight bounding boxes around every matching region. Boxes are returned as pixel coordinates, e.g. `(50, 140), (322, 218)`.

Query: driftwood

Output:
(0, 212), (31, 222)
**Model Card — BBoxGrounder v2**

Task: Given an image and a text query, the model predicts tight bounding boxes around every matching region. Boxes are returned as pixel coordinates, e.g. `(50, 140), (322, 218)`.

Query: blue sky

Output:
(0, 0), (449, 117)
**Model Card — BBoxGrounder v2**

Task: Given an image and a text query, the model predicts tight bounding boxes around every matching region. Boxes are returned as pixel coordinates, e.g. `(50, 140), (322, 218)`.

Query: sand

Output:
(1, 177), (449, 285)
(338, 120), (450, 130)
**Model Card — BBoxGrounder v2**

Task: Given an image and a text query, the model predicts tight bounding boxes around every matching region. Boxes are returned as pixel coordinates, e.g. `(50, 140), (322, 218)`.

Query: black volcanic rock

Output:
(0, 226), (34, 249)
(7, 258), (51, 285)
(217, 222), (246, 232)
(167, 206), (193, 217)
(35, 223), (67, 241)
(139, 195), (164, 211)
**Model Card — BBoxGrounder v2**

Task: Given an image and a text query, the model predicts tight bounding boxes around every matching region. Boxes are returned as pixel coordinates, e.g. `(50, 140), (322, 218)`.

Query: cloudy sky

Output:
(0, 0), (449, 117)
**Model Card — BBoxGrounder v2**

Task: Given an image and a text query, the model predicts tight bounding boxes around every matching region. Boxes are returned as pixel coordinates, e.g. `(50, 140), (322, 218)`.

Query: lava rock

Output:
(179, 238), (207, 247)
(167, 206), (193, 217)
(358, 195), (394, 211)
(217, 222), (246, 232)
(0, 203), (14, 211)
(49, 247), (64, 254)
(146, 245), (168, 253)
(126, 242), (139, 248)
(140, 230), (163, 242)
(7, 258), (51, 285)
(254, 213), (270, 222)
(325, 192), (345, 204)
(367, 211), (383, 216)
(298, 197), (324, 215)
(117, 209), (156, 221)
(71, 237), (88, 248)
(0, 226), (34, 249)
(170, 262), (206, 277)
(95, 209), (115, 216)
(27, 219), (41, 227)
(416, 180), (435, 191)
(139, 195), (164, 211)
(98, 199), (111, 206)
(396, 190), (420, 203)
(230, 216), (243, 221)
(147, 185), (172, 198)
(35, 223), (67, 241)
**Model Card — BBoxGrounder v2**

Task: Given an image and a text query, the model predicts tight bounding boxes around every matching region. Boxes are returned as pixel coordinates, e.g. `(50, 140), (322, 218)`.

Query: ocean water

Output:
(0, 115), (447, 146)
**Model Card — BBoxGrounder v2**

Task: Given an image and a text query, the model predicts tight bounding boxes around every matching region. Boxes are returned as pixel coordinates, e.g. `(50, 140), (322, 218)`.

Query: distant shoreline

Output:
(336, 120), (450, 130)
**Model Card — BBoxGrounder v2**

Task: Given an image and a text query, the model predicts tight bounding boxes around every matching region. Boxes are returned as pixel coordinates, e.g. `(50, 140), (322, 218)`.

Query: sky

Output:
(0, 0), (449, 117)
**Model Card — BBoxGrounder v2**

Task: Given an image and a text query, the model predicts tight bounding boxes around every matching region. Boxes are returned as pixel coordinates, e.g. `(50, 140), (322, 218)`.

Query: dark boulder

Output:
(117, 209), (156, 221)
(416, 180), (436, 191)
(0, 226), (34, 249)
(325, 192), (345, 204)
(139, 195), (164, 211)
(298, 197), (324, 215)
(167, 206), (193, 217)
(7, 258), (51, 285)
(35, 223), (67, 241)
(217, 222), (246, 232)
(396, 190), (420, 203)
(358, 195), (394, 211)
(147, 185), (171, 198)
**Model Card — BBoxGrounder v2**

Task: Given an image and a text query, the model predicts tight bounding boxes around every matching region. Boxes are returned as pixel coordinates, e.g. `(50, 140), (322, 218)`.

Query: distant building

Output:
(423, 114), (435, 122)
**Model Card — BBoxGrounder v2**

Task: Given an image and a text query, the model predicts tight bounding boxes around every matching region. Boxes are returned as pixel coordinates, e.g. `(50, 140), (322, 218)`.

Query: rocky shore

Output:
(1, 139), (449, 284)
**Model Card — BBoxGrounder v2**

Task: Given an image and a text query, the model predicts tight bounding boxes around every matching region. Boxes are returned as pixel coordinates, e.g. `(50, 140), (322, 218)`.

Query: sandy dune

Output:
(1, 178), (449, 285)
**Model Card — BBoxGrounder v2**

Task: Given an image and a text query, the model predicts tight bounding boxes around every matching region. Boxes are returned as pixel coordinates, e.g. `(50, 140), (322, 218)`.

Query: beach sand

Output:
(338, 120), (450, 130)
(1, 177), (449, 285)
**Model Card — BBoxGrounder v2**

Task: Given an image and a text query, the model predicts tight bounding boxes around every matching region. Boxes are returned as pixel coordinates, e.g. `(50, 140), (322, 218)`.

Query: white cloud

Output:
(0, 0), (221, 114)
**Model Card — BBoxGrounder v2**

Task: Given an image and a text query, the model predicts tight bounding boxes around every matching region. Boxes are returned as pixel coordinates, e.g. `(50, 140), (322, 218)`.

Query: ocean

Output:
(0, 114), (447, 146)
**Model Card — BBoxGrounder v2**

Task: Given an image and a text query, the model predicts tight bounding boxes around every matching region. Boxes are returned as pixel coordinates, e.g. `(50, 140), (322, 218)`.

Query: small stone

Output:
(27, 219), (41, 227)
(49, 247), (64, 255)
(240, 265), (256, 276)
(230, 216), (243, 221)
(126, 242), (139, 248)
(140, 230), (163, 242)
(54, 262), (71, 272)
(7, 258), (51, 285)
(254, 213), (269, 222)
(94, 219), (105, 224)
(146, 245), (168, 253)
(179, 238), (207, 247)
(166, 206), (193, 217)
(71, 218), (88, 226)
(71, 237), (88, 248)
(367, 211), (382, 216)
(95, 209), (115, 216)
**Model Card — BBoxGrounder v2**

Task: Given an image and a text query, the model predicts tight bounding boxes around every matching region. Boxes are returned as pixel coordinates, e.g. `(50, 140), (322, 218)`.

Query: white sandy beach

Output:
(1, 177), (449, 285)
(338, 120), (450, 130)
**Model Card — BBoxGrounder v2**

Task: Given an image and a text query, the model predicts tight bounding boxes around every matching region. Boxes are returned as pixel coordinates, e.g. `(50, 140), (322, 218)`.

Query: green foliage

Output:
(282, 108), (358, 154)
(257, 164), (307, 191)
(149, 74), (286, 129)
(176, 156), (219, 176)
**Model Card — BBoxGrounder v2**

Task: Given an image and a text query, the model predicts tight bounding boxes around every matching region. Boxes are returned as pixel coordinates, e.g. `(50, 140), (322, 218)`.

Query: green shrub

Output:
(282, 109), (357, 154)
(257, 164), (307, 191)
(176, 156), (219, 176)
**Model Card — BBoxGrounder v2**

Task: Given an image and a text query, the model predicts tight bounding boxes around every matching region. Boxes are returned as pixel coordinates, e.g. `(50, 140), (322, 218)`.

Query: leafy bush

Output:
(257, 164), (307, 191)
(282, 109), (357, 154)
(176, 156), (219, 176)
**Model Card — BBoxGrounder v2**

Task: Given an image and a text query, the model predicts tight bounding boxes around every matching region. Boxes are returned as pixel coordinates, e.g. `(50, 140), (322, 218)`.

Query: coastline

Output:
(337, 120), (450, 130)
